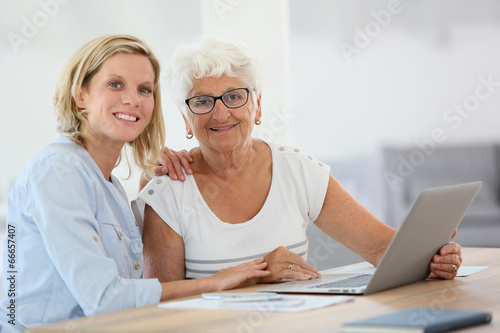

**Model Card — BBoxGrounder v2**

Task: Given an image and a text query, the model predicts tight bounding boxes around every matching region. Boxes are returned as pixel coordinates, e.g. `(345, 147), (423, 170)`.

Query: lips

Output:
(114, 113), (138, 122)
(210, 124), (237, 131)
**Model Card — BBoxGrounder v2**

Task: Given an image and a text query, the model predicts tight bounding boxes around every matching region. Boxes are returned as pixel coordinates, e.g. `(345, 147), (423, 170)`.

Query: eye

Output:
(109, 81), (122, 89)
(225, 91), (243, 101)
(139, 87), (152, 94)
(193, 97), (211, 106)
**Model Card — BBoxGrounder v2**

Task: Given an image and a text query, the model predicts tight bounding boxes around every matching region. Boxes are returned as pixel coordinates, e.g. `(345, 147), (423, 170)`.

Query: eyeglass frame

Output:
(184, 87), (252, 115)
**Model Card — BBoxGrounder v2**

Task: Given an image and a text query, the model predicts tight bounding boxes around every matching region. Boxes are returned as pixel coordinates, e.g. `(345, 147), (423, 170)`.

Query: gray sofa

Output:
(382, 143), (500, 247)
(306, 143), (500, 270)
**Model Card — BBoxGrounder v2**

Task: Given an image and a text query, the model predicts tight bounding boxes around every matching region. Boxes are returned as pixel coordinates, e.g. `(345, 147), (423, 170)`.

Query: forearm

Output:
(159, 277), (217, 301)
(363, 227), (396, 266)
(314, 175), (397, 267)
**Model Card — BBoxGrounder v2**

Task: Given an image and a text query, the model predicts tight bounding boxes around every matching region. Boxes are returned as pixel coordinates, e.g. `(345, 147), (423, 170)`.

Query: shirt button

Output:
(93, 236), (98, 242)
(135, 263), (140, 270)
(156, 178), (162, 184)
(294, 148), (300, 152)
(148, 189), (154, 195)
(279, 147), (285, 151)
(119, 231), (124, 237)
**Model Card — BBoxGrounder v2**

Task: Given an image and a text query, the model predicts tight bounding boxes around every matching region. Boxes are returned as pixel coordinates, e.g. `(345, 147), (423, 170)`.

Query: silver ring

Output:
(287, 264), (293, 270)
(452, 265), (457, 273)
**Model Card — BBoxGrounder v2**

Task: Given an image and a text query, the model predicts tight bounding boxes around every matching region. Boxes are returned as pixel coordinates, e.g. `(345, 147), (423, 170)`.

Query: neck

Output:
(83, 134), (123, 181)
(197, 140), (256, 180)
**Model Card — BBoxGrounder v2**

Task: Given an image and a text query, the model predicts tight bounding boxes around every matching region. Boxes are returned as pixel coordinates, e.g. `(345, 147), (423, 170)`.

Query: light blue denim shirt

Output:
(0, 135), (162, 332)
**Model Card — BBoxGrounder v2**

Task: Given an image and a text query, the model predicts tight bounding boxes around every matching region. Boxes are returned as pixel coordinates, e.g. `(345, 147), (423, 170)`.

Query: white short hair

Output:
(165, 36), (262, 115)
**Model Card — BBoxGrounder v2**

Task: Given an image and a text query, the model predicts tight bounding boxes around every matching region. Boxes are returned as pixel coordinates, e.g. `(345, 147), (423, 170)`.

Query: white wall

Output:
(0, 0), (202, 225)
(2, 0), (500, 224)
(289, 0), (500, 162)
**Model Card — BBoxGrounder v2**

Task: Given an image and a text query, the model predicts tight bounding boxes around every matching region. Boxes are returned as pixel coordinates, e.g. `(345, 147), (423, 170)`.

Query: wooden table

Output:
(27, 247), (499, 332)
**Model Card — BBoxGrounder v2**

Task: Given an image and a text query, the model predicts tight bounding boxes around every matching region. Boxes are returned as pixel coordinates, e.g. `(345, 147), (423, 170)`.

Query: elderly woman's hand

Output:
(429, 241), (462, 279)
(258, 246), (321, 283)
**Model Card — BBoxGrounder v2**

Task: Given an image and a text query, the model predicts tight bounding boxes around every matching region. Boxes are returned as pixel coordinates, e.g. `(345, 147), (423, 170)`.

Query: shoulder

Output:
(134, 174), (194, 229)
(9, 138), (98, 212)
(138, 173), (194, 204)
(264, 140), (331, 174)
(36, 135), (86, 167)
(14, 137), (93, 194)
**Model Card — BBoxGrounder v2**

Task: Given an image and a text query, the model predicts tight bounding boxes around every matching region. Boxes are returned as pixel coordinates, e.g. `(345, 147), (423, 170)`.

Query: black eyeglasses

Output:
(185, 88), (251, 115)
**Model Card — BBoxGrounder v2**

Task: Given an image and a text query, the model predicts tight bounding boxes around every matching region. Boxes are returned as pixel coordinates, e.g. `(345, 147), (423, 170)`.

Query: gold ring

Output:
(452, 265), (458, 273)
(287, 264), (293, 270)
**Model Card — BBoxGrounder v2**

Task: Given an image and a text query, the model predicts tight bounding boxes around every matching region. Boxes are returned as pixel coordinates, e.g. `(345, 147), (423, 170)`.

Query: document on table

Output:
(159, 294), (354, 312)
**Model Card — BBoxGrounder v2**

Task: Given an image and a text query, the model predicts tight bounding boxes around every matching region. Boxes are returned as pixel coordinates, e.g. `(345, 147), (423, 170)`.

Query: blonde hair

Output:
(54, 34), (165, 173)
(165, 36), (262, 115)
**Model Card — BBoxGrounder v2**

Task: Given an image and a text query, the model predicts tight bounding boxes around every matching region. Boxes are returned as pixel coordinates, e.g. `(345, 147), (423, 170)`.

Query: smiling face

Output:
(184, 75), (261, 153)
(76, 53), (155, 150)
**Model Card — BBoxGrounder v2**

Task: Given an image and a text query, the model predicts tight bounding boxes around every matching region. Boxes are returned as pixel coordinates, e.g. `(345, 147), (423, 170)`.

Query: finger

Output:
(250, 270), (272, 278)
(171, 150), (193, 177)
(250, 257), (266, 265)
(153, 165), (169, 177)
(284, 263), (315, 280)
(294, 261), (321, 277)
(241, 259), (268, 271)
(451, 229), (458, 239)
(283, 256), (321, 278)
(283, 261), (322, 279)
(439, 242), (462, 256)
(278, 248), (321, 277)
(433, 252), (461, 264)
(178, 150), (194, 172)
(164, 149), (187, 181)
(156, 148), (187, 181)
(155, 152), (178, 179)
(430, 262), (458, 279)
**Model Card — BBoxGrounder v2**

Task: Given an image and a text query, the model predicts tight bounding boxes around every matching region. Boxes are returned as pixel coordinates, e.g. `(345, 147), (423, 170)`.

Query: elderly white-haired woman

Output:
(136, 36), (462, 284)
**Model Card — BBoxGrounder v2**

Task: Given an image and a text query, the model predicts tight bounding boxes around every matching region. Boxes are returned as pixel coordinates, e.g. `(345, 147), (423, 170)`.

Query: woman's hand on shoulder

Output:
(258, 246), (321, 283)
(138, 147), (194, 193)
(154, 147), (194, 181)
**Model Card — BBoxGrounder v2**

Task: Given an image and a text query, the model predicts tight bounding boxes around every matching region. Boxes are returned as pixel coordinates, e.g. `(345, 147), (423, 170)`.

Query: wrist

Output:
(199, 275), (220, 293)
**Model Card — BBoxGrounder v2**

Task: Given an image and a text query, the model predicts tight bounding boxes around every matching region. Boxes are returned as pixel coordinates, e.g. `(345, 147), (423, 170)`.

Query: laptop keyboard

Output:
(310, 274), (372, 289)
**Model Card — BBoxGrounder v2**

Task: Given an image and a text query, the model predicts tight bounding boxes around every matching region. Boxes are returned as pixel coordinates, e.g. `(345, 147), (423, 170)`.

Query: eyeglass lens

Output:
(188, 88), (249, 114)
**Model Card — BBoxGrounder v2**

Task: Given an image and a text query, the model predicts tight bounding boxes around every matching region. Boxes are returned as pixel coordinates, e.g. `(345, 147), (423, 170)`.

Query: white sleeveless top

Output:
(134, 141), (330, 278)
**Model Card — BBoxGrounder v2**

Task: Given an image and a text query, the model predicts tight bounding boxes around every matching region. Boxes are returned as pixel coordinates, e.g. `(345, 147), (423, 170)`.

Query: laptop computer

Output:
(258, 181), (482, 295)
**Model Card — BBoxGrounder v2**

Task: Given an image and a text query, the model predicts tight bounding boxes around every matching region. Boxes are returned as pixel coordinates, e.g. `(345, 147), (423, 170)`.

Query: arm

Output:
(142, 206), (319, 284)
(315, 175), (462, 279)
(143, 204), (186, 281)
(142, 205), (270, 299)
(158, 258), (269, 301)
(30, 157), (160, 315)
(314, 175), (396, 266)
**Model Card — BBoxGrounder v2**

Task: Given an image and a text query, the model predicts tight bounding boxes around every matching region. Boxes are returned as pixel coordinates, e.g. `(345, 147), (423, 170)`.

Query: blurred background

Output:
(1, 0), (500, 274)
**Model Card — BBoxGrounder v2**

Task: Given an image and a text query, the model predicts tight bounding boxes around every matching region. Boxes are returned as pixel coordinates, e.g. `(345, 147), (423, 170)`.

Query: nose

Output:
(122, 88), (140, 107)
(212, 99), (231, 122)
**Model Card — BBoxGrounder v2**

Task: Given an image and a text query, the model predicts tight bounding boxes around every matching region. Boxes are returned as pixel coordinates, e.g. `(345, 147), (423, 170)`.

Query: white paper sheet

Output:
(159, 295), (354, 312)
